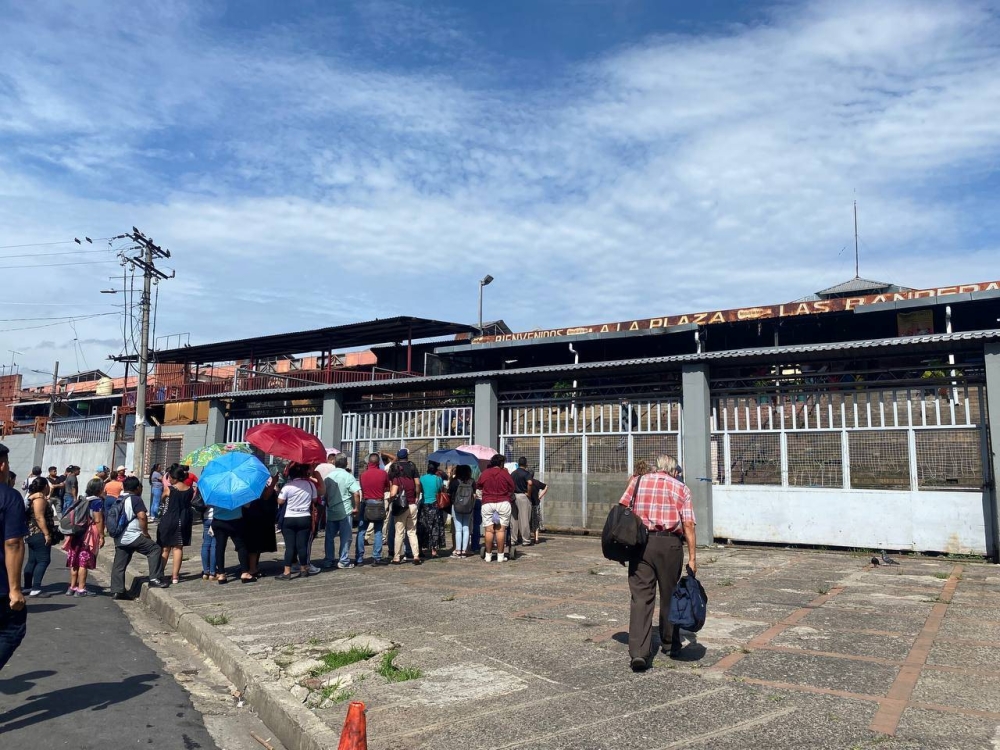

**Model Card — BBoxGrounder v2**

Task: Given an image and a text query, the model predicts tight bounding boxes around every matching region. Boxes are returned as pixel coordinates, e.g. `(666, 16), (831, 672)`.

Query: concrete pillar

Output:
(982, 343), (1000, 562)
(681, 364), (714, 545)
(474, 380), (499, 449)
(32, 431), (45, 470)
(206, 400), (227, 445)
(321, 391), (344, 449)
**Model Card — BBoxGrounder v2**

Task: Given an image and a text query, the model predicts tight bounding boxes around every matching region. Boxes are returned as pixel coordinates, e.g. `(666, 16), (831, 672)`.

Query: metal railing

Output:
(46, 415), (113, 445)
(225, 415), (323, 444)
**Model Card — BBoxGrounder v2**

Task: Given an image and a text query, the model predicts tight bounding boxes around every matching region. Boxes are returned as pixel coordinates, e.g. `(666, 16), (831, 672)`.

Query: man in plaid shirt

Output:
(619, 454), (697, 671)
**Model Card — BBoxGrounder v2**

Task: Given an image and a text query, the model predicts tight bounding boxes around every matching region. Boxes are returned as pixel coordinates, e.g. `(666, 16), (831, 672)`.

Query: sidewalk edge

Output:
(92, 553), (343, 750)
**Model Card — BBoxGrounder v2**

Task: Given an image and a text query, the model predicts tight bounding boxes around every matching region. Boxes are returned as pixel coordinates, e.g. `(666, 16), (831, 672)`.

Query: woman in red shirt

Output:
(476, 454), (515, 562)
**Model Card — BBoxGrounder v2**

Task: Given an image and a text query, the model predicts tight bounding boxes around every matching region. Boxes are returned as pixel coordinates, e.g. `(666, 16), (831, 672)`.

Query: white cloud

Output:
(0, 0), (998, 378)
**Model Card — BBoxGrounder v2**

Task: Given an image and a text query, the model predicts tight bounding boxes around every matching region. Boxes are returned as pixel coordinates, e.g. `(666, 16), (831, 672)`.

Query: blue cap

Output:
(397, 449), (408, 459)
(96, 465), (109, 473)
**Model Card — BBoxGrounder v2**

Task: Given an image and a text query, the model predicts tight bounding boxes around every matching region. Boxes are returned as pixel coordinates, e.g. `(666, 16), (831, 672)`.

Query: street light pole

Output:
(478, 274), (494, 336)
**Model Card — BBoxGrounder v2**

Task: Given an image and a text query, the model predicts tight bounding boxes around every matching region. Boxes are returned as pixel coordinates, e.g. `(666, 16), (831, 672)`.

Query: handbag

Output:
(391, 489), (408, 514)
(435, 488), (451, 511)
(601, 476), (648, 564)
(364, 499), (387, 523)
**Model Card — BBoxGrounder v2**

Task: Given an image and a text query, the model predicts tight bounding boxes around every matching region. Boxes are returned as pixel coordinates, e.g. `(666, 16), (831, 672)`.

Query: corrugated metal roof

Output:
(816, 277), (898, 296)
(195, 329), (1000, 401)
(114, 316), (478, 365)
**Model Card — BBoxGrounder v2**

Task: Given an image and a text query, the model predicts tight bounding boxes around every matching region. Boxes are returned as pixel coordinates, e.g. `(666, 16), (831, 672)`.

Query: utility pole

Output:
(121, 228), (173, 481)
(47, 361), (59, 421)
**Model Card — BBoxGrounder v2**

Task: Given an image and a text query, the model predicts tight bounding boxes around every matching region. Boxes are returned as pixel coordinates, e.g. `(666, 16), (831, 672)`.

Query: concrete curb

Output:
(92, 551), (343, 750)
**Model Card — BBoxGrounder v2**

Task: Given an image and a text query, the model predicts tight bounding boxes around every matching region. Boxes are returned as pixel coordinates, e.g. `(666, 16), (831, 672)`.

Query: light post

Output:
(478, 274), (494, 336)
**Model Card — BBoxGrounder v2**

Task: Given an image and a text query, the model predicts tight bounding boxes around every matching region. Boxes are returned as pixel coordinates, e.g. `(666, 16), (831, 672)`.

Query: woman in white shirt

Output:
(276, 463), (323, 580)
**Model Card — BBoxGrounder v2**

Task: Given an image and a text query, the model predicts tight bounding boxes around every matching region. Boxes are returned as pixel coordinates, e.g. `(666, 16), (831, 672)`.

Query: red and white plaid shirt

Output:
(618, 472), (695, 532)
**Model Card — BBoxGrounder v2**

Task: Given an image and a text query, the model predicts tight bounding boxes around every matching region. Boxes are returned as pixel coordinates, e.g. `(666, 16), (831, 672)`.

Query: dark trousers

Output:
(282, 516), (311, 567)
(211, 518), (248, 574)
(23, 533), (52, 591)
(111, 535), (164, 594)
(627, 534), (684, 660)
(0, 600), (27, 671)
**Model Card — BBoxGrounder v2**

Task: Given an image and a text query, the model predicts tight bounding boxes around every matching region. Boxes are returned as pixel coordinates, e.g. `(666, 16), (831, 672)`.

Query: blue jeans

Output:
(356, 513), (383, 563)
(201, 518), (217, 574)
(0, 602), (27, 670)
(23, 534), (51, 591)
(324, 516), (354, 566)
(151, 484), (163, 518)
(452, 510), (472, 553)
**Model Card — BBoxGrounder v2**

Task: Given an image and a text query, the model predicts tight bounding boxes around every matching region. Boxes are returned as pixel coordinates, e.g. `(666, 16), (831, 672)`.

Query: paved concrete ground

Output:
(134, 528), (1000, 749)
(0, 550), (287, 750)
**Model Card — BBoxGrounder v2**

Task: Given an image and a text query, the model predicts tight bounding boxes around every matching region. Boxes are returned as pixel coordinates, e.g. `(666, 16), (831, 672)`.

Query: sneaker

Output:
(148, 579), (169, 589)
(76, 589), (97, 597)
(337, 561), (356, 569)
(28, 589), (42, 597)
(355, 559), (365, 566)
(630, 657), (648, 673)
(275, 573), (294, 581)
(485, 552), (495, 562)
(307, 564), (321, 575)
(112, 592), (134, 601)
(65, 588), (76, 596)
(497, 554), (507, 563)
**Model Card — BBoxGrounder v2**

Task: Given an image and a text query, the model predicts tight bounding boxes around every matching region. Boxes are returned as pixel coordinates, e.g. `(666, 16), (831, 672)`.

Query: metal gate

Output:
(711, 385), (989, 553)
(340, 406), (473, 474)
(499, 400), (683, 531)
(226, 415), (323, 444)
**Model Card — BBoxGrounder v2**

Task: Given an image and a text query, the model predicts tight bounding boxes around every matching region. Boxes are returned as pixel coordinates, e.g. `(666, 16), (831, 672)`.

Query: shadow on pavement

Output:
(24, 603), (75, 614)
(0, 669), (57, 695)
(610, 631), (708, 662)
(0, 673), (160, 731)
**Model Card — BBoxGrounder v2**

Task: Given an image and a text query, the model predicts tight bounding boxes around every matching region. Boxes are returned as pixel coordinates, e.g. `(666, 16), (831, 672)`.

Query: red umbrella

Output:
(245, 423), (327, 465)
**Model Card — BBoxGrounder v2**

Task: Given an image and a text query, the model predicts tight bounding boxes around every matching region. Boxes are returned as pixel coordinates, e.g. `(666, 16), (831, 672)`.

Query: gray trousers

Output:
(510, 493), (532, 544)
(111, 535), (164, 594)
(627, 534), (683, 660)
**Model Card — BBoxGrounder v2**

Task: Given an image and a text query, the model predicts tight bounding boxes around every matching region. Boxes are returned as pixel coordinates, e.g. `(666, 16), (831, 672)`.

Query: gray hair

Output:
(656, 455), (678, 474)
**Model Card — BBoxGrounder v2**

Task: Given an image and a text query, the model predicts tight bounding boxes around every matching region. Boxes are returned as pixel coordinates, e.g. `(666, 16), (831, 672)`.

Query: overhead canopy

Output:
(115, 316), (478, 364)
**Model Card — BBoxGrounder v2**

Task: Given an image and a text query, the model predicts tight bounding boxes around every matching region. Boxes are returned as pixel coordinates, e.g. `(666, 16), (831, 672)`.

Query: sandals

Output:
(216, 575), (228, 585)
(240, 575), (258, 584)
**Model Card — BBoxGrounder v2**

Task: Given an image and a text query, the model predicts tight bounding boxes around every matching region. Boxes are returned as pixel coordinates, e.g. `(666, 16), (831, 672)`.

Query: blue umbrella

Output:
(427, 449), (479, 467)
(199, 452), (271, 510)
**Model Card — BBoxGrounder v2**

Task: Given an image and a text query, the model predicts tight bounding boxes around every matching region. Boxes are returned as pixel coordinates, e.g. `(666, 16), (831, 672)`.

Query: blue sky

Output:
(1, 0), (999, 382)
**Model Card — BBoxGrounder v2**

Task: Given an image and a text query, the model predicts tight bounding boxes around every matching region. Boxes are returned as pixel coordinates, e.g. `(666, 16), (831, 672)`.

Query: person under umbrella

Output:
(276, 463), (325, 580)
(199, 453), (271, 585)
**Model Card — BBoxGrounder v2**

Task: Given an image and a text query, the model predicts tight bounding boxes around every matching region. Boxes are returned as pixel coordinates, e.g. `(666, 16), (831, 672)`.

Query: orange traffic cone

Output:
(338, 700), (367, 750)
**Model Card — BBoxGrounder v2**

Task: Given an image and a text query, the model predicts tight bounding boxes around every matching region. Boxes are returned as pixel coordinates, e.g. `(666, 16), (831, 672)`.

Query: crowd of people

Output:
(1, 436), (695, 674)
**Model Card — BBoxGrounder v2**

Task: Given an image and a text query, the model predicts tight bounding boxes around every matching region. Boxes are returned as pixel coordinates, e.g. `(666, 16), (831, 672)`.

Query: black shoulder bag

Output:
(601, 476), (648, 564)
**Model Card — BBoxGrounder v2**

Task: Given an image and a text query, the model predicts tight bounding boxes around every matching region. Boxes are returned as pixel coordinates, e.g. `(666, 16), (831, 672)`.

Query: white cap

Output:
(116, 465), (126, 471)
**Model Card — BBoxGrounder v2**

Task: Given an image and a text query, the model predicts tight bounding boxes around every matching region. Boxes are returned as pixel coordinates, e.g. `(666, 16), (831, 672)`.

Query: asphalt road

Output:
(0, 577), (219, 749)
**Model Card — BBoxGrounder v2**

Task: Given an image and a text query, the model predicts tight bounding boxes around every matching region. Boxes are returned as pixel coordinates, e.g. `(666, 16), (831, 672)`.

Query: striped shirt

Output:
(618, 472), (695, 532)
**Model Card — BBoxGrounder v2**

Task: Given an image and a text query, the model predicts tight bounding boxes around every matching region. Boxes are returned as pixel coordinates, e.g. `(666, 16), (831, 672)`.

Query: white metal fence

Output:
(225, 415), (323, 444)
(46, 415), (112, 445)
(499, 401), (683, 529)
(340, 406), (473, 473)
(711, 386), (986, 491)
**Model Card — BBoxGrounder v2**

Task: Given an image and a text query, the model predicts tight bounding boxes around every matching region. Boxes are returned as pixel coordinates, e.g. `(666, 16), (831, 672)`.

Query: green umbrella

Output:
(182, 442), (254, 467)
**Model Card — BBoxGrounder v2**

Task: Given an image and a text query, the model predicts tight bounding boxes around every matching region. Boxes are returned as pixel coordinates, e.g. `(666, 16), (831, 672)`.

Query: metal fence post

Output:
(581, 434), (588, 528)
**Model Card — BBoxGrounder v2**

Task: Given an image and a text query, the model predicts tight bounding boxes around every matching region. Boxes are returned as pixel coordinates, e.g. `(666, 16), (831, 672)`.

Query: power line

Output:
(2, 260), (119, 270)
(0, 236), (116, 250)
(0, 312), (117, 333)
(0, 313), (115, 322)
(0, 248), (114, 260)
